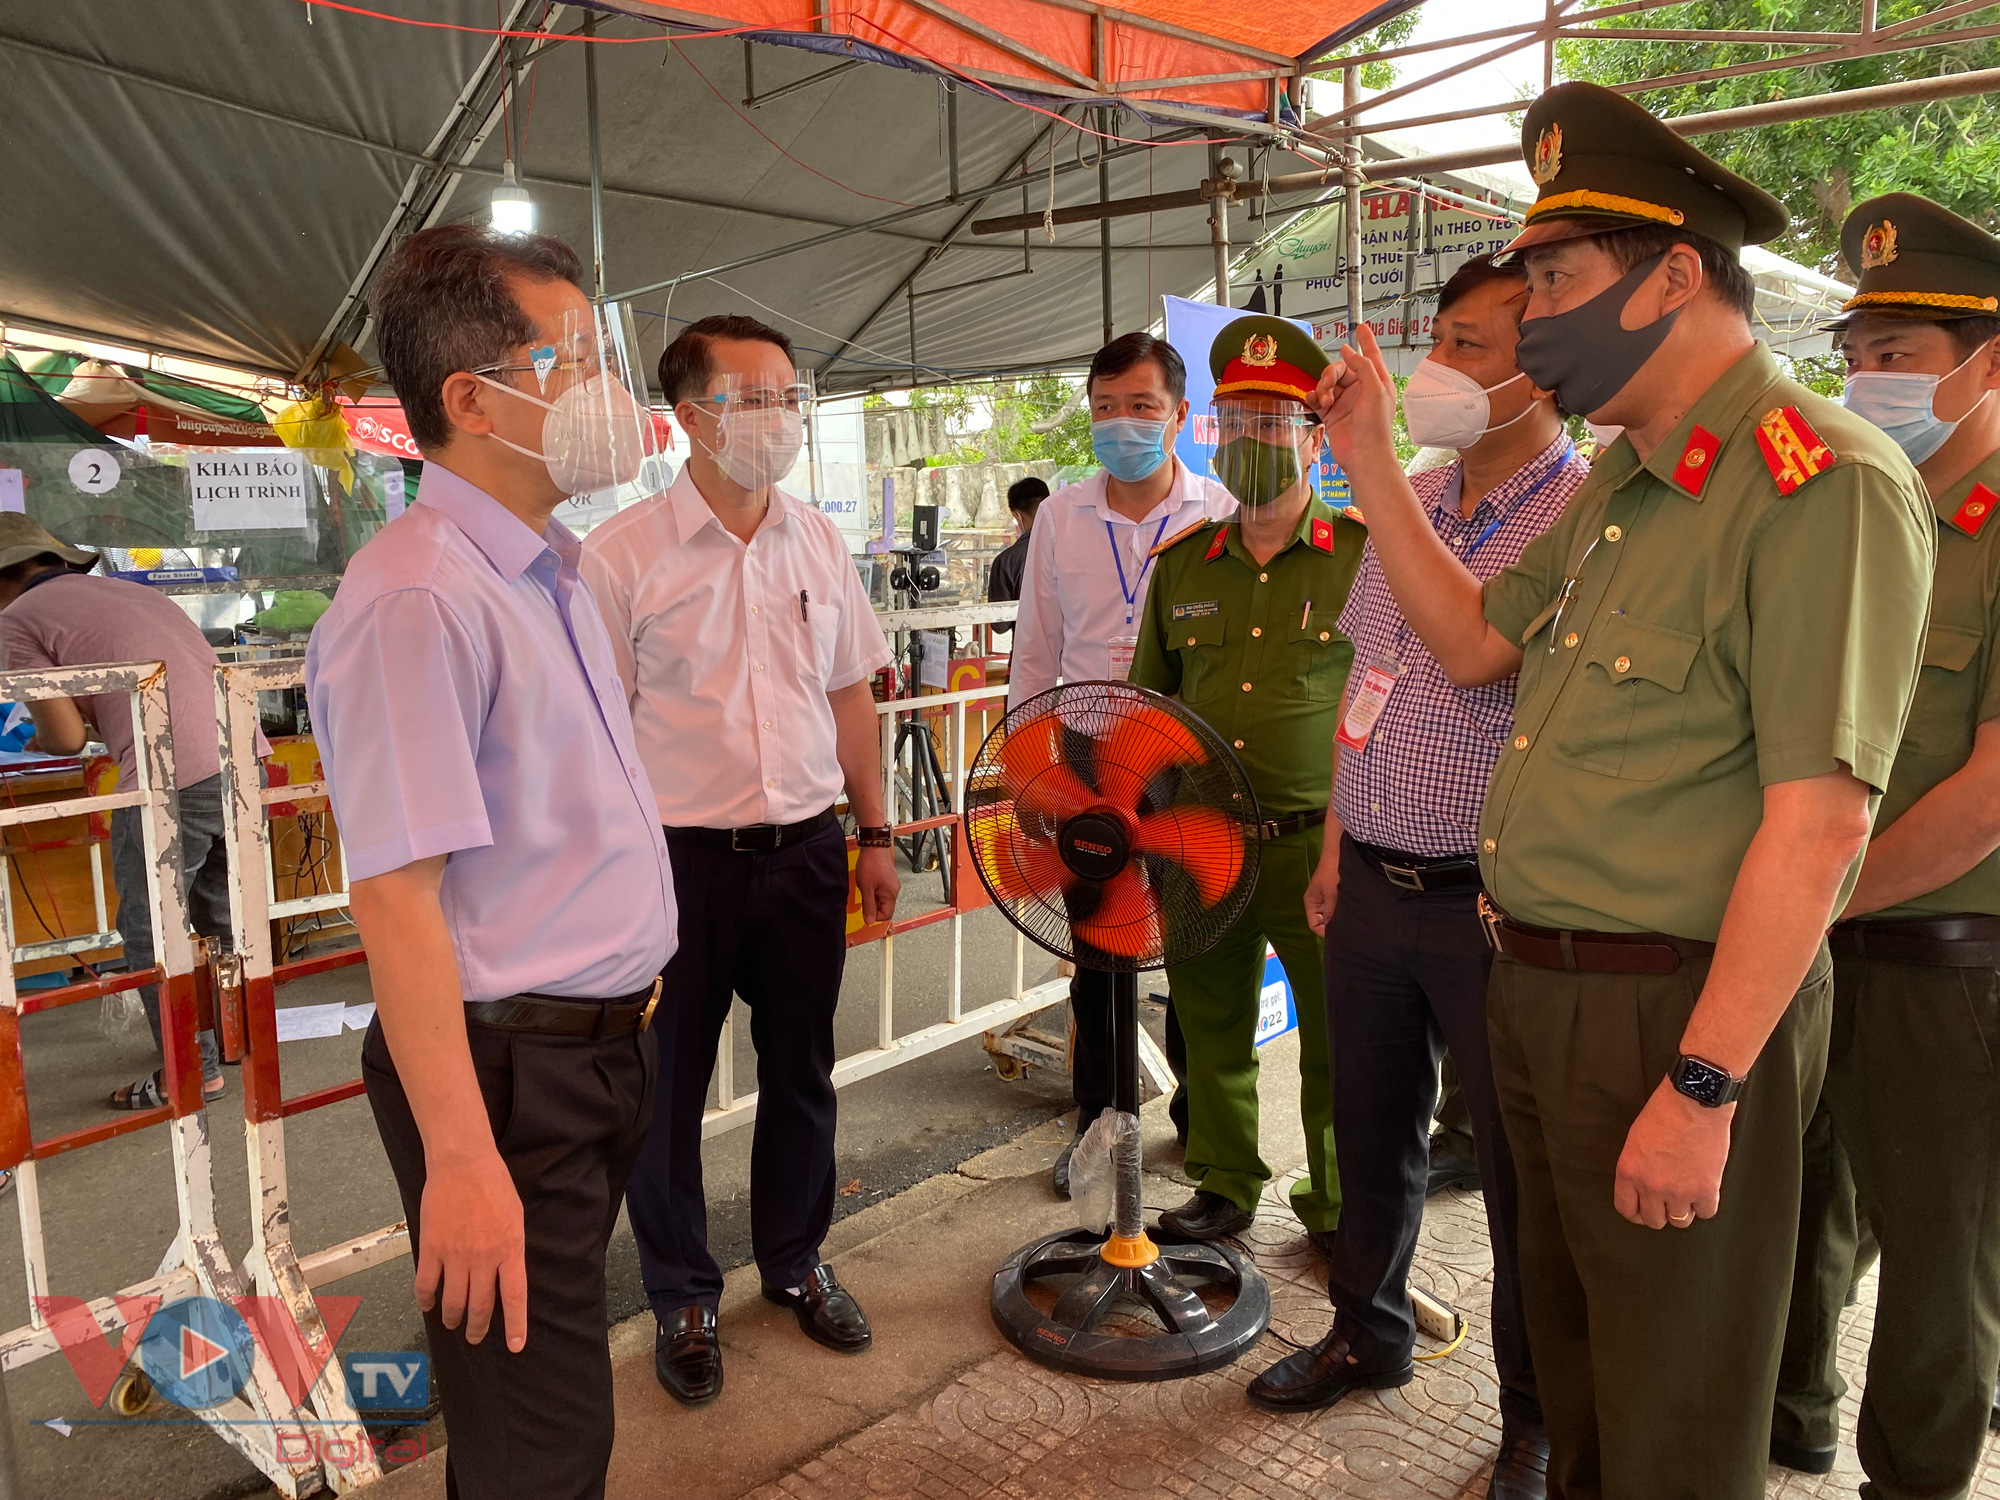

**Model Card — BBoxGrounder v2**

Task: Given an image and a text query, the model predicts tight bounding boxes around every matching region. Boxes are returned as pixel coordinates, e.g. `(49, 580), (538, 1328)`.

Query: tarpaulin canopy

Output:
(0, 1), (1404, 395)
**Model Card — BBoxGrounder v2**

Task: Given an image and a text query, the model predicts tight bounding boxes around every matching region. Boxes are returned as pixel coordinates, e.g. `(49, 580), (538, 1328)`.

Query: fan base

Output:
(989, 1227), (1271, 1381)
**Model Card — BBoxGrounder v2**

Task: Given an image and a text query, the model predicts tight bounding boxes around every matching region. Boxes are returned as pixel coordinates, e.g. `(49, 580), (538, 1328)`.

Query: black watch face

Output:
(1674, 1056), (1732, 1106)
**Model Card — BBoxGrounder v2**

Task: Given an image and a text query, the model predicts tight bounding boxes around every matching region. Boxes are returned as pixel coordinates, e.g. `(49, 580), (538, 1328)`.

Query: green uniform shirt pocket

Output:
(1902, 623), (1984, 757)
(1554, 617), (1702, 782)
(1289, 624), (1348, 701)
(1175, 613), (1228, 705)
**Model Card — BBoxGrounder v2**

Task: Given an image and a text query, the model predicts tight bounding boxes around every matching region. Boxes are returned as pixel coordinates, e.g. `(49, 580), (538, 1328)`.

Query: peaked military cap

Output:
(1835, 193), (2000, 321)
(1498, 82), (1787, 260)
(1210, 314), (1328, 403)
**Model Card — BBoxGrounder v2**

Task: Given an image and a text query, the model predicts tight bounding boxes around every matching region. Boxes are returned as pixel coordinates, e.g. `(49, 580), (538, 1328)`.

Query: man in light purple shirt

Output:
(306, 225), (674, 1500)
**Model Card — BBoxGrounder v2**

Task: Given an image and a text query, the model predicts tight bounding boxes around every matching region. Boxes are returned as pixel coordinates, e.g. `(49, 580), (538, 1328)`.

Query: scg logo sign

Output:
(350, 413), (423, 460)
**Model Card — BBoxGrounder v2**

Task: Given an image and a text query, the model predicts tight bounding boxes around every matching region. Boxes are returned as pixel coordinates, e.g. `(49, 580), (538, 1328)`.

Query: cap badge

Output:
(1242, 334), (1279, 367)
(1860, 220), (1899, 269)
(1531, 123), (1564, 186)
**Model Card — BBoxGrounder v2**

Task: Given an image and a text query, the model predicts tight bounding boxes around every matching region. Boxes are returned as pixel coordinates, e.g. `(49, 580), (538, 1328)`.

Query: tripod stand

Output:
(889, 625), (954, 903)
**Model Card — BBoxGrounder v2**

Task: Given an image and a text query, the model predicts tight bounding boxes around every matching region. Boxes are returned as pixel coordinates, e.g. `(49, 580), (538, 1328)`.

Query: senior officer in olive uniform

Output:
(1771, 196), (2000, 1492)
(1130, 315), (1366, 1248)
(1312, 83), (1933, 1499)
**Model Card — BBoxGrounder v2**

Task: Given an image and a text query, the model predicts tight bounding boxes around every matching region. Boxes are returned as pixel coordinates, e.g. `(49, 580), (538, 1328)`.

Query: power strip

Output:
(1411, 1286), (1459, 1343)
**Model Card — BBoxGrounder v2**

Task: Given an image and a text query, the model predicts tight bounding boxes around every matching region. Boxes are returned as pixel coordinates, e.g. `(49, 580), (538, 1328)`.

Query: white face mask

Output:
(480, 372), (648, 496)
(1400, 356), (1534, 451)
(1844, 340), (1996, 465)
(704, 406), (804, 491)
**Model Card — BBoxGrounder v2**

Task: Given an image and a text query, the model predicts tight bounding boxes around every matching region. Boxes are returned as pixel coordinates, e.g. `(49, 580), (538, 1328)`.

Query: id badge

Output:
(1336, 658), (1402, 751)
(1108, 635), (1139, 681)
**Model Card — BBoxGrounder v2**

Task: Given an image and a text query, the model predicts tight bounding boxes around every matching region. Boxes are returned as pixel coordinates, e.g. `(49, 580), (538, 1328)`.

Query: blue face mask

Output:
(1844, 342), (1994, 464)
(1091, 417), (1171, 482)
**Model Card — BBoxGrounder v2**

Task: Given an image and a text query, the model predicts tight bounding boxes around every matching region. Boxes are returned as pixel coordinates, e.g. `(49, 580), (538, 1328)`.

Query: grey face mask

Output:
(1515, 254), (1682, 419)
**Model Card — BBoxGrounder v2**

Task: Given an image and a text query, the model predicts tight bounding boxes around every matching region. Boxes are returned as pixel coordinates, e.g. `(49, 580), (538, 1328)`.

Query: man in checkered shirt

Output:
(1247, 256), (1587, 1499)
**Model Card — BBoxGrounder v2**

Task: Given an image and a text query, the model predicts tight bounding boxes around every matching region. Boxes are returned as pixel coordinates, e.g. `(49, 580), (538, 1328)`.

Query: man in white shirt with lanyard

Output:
(1007, 332), (1236, 1195)
(582, 314), (897, 1410)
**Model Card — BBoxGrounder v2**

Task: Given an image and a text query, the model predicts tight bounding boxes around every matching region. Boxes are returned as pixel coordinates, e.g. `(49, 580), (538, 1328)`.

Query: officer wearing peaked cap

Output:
(1310, 82), (1934, 1498)
(1130, 314), (1366, 1251)
(1770, 194), (2000, 1493)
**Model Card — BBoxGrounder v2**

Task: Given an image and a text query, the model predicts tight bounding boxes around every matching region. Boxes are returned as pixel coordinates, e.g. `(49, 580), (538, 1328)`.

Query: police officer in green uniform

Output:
(1130, 314), (1366, 1247)
(1311, 83), (1934, 1498)
(1770, 195), (2000, 1492)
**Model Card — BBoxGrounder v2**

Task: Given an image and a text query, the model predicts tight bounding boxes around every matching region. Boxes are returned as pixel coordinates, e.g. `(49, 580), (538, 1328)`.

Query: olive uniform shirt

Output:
(1877, 449), (2000, 917)
(1130, 498), (1367, 816)
(1480, 344), (1934, 941)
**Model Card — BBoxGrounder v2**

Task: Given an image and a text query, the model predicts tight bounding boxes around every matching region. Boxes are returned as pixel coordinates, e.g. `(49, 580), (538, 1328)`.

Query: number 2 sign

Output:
(66, 449), (121, 496)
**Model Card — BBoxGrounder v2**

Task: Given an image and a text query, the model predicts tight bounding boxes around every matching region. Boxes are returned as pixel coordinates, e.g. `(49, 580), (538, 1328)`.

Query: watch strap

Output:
(1670, 1053), (1744, 1108)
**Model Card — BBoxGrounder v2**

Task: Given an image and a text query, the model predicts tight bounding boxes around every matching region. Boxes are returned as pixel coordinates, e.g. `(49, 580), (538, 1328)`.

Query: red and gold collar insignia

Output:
(1205, 526), (1229, 562)
(1308, 516), (1335, 553)
(1672, 425), (1721, 496)
(1754, 406), (1836, 497)
(1953, 482), (1999, 537)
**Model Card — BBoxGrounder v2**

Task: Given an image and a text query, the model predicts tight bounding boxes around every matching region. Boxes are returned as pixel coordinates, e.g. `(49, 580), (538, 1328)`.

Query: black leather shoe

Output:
(1157, 1189), (1254, 1241)
(1486, 1423), (1550, 1499)
(763, 1264), (872, 1352)
(1768, 1435), (1837, 1474)
(1427, 1142), (1482, 1196)
(1306, 1228), (1337, 1261)
(1245, 1330), (1412, 1413)
(655, 1304), (722, 1407)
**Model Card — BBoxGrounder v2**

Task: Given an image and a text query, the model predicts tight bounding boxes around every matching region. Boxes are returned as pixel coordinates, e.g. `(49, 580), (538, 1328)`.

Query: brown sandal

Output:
(108, 1071), (225, 1111)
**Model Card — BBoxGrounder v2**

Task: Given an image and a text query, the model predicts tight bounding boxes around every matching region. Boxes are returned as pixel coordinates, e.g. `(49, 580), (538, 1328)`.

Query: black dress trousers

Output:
(361, 1010), (658, 1500)
(627, 818), (851, 1312)
(1321, 835), (1539, 1428)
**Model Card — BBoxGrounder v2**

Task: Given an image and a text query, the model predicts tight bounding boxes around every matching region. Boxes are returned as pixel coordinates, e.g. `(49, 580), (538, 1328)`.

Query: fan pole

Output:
(1113, 971), (1140, 1118)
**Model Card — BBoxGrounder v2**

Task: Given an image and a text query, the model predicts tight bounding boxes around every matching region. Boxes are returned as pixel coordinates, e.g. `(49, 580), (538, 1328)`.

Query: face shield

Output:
(694, 370), (815, 491)
(1210, 395), (1323, 514)
(474, 301), (664, 498)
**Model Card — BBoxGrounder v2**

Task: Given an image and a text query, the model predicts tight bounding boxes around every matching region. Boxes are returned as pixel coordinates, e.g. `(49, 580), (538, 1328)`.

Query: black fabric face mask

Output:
(1515, 254), (1682, 420)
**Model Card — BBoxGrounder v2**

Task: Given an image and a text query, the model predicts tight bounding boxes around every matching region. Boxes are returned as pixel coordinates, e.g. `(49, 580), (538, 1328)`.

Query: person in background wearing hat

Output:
(1248, 254), (1586, 1499)
(0, 516), (265, 1117)
(1129, 314), (1364, 1248)
(1008, 332), (1234, 1196)
(986, 476), (1046, 635)
(1769, 194), (2000, 1491)
(1311, 82), (1932, 1497)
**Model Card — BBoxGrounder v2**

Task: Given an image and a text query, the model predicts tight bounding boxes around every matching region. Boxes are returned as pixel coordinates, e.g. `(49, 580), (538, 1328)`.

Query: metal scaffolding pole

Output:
(1342, 66), (1364, 337)
(1099, 107), (1114, 343)
(1208, 143), (1231, 308)
(585, 11), (606, 300)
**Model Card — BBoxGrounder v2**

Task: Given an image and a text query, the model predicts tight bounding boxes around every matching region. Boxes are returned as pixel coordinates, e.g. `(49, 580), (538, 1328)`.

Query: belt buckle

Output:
(731, 826), (775, 853)
(1476, 893), (1505, 952)
(1259, 819), (1282, 842)
(1382, 862), (1425, 892)
(639, 977), (661, 1033)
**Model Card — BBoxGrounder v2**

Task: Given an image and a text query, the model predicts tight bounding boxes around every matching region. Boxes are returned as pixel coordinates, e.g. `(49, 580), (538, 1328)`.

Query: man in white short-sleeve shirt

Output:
(1004, 333), (1235, 1195)
(583, 314), (896, 1410)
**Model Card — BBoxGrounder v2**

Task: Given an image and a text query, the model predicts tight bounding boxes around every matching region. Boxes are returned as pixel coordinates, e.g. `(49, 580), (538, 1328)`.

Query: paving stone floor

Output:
(741, 1169), (2000, 1500)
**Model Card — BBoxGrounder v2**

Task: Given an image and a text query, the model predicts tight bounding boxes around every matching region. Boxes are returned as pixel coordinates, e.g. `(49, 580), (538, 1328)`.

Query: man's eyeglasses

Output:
(703, 385), (811, 415)
(1547, 535), (1601, 653)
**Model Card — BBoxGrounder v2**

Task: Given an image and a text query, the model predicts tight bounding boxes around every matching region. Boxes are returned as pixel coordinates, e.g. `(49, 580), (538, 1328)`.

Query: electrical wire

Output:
(1414, 1313), (1471, 1362)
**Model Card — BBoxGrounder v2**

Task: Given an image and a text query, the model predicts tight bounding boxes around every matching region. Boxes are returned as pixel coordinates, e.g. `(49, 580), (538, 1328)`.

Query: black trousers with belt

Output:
(627, 817), (850, 1312)
(1321, 835), (1539, 1428)
(361, 1010), (658, 1500)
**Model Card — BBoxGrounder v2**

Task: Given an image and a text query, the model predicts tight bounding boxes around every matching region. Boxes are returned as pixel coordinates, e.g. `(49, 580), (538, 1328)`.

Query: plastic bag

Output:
(98, 985), (145, 1036)
(1069, 1110), (1140, 1235)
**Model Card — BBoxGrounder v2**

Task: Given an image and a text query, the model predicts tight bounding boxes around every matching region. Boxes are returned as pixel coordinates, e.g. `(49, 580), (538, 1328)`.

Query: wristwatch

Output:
(856, 825), (894, 849)
(1669, 1053), (1745, 1108)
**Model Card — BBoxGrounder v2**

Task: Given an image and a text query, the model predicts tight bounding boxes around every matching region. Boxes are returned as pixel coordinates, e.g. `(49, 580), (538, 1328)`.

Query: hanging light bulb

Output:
(491, 159), (534, 235)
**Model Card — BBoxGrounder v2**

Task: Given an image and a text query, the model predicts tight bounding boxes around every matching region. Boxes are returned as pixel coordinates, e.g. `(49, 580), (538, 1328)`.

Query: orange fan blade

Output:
(976, 809), (1073, 907)
(998, 714), (1096, 822)
(1133, 806), (1246, 906)
(1089, 700), (1209, 812)
(1072, 867), (1161, 961)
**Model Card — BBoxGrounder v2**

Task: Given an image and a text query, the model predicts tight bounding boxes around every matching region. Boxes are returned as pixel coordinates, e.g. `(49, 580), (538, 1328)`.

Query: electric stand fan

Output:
(964, 681), (1271, 1380)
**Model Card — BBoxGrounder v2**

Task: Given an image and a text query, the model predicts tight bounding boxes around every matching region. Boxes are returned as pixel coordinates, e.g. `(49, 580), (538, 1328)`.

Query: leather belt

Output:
(465, 978), (662, 1037)
(664, 807), (836, 853)
(1351, 838), (1482, 893)
(1477, 895), (1714, 976)
(1260, 808), (1329, 842)
(1830, 914), (2000, 968)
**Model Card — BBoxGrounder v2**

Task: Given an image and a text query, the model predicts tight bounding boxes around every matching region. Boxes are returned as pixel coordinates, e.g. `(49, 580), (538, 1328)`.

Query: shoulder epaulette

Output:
(1150, 520), (1210, 558)
(1754, 405), (1838, 497)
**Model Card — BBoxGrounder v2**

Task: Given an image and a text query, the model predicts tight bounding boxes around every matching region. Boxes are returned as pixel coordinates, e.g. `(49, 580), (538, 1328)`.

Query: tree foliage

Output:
(1559, 0), (2000, 277)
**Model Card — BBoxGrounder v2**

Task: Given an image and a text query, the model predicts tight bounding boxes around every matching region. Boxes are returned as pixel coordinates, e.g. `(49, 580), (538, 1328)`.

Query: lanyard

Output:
(1457, 443), (1576, 560)
(1108, 516), (1172, 624)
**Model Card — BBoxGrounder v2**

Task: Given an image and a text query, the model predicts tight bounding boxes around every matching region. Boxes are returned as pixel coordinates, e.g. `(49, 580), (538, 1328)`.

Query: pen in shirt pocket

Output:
(799, 589), (810, 622)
